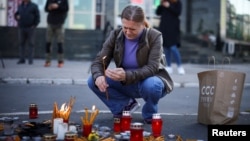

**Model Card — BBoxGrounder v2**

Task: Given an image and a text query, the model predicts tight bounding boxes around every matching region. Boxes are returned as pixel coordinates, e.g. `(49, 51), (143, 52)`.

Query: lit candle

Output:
(60, 103), (69, 123)
(151, 113), (163, 138)
(92, 105), (96, 115)
(53, 118), (63, 134)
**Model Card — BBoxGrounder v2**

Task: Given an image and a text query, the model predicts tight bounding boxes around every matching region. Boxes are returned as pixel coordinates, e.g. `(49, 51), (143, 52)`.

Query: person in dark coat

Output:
(156, 0), (185, 75)
(44, 0), (69, 68)
(15, 0), (40, 65)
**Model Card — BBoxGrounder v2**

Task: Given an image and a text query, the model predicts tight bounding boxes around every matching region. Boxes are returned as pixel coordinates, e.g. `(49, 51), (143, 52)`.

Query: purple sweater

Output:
(122, 33), (143, 70)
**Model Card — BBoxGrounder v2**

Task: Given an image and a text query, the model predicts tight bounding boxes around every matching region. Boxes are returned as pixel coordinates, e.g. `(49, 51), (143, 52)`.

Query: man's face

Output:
(121, 19), (145, 40)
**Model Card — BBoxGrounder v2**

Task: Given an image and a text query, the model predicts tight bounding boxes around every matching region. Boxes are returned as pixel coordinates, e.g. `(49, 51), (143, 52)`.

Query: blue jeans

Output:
(87, 75), (167, 119)
(164, 45), (182, 67)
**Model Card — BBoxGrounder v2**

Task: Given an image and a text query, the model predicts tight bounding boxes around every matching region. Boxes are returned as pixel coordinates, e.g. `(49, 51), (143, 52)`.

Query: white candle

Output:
(57, 122), (68, 140)
(69, 125), (77, 133)
(53, 118), (63, 134)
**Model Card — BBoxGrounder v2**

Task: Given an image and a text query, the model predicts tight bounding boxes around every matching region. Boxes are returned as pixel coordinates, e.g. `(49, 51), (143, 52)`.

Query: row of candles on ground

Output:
(111, 111), (163, 141)
(28, 101), (163, 141)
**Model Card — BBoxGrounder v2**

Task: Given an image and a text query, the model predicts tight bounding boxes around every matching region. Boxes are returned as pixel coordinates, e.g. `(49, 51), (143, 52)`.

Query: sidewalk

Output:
(0, 59), (250, 141)
(0, 59), (249, 87)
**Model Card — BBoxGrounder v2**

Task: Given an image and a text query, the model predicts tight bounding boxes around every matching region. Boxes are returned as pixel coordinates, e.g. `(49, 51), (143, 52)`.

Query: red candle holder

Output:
(113, 117), (121, 133)
(82, 124), (92, 138)
(130, 122), (143, 141)
(151, 113), (163, 137)
(29, 103), (38, 119)
(120, 111), (132, 132)
(63, 118), (69, 123)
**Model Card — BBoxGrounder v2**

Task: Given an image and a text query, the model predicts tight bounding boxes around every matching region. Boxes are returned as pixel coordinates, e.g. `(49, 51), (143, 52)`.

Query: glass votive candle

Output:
(113, 117), (121, 133)
(130, 122), (144, 141)
(3, 118), (14, 135)
(151, 113), (163, 137)
(82, 124), (92, 138)
(43, 133), (57, 141)
(64, 132), (77, 141)
(29, 103), (38, 119)
(120, 111), (132, 132)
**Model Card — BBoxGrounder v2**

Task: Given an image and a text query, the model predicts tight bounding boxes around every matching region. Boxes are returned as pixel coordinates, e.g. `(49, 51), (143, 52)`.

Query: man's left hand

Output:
(105, 68), (126, 81)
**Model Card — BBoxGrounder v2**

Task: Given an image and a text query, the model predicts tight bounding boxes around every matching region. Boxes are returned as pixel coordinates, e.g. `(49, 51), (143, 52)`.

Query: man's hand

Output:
(48, 3), (59, 10)
(105, 68), (126, 81)
(95, 76), (109, 92)
(162, 1), (170, 8)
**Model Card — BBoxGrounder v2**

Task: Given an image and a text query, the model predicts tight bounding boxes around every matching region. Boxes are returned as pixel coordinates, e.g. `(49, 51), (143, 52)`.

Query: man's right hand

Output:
(48, 3), (59, 10)
(162, 1), (170, 8)
(95, 76), (109, 93)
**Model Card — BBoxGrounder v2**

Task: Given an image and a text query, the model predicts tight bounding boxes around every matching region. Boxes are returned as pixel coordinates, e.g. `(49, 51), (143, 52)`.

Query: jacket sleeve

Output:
(167, 1), (182, 17)
(14, 7), (19, 21)
(155, 5), (164, 16)
(44, 0), (49, 12)
(155, 1), (182, 17)
(33, 4), (40, 27)
(90, 29), (118, 81)
(57, 0), (69, 12)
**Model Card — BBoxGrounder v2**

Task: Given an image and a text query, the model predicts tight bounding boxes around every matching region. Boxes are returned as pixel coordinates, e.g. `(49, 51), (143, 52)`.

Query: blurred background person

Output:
(44, 0), (69, 68)
(14, 0), (40, 65)
(156, 0), (185, 75)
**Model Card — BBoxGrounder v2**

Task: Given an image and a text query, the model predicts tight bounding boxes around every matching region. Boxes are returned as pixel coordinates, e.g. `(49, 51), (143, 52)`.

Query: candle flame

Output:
(92, 105), (96, 111)
(60, 103), (69, 112)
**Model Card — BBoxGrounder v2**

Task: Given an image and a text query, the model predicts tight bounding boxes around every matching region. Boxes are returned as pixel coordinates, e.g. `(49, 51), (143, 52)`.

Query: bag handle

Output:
(222, 56), (231, 65)
(207, 56), (232, 70)
(221, 56), (231, 70)
(208, 56), (216, 69)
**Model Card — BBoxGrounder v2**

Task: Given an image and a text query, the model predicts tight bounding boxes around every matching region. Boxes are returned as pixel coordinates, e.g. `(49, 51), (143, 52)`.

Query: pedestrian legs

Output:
(17, 28), (26, 64)
(27, 28), (35, 64)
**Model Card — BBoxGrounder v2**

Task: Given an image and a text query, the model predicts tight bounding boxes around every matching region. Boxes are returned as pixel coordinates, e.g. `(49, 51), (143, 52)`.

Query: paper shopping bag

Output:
(197, 69), (246, 125)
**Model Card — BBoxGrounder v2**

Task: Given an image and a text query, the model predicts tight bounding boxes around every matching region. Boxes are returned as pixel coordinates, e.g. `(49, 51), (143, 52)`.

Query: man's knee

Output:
(87, 76), (94, 88)
(141, 78), (164, 99)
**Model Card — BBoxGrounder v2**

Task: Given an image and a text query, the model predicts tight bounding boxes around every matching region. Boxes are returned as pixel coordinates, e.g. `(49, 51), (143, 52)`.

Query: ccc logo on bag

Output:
(201, 86), (215, 95)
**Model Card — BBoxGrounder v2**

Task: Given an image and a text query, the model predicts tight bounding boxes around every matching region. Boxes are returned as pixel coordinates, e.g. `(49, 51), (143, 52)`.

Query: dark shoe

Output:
(124, 99), (140, 114)
(44, 61), (51, 67)
(144, 119), (152, 124)
(17, 60), (25, 64)
(58, 62), (64, 68)
(113, 114), (122, 119)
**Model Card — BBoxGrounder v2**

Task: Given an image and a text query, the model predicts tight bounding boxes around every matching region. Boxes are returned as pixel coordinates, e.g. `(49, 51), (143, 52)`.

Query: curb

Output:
(1, 110), (249, 116)
(0, 78), (88, 85)
(1, 78), (250, 88)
